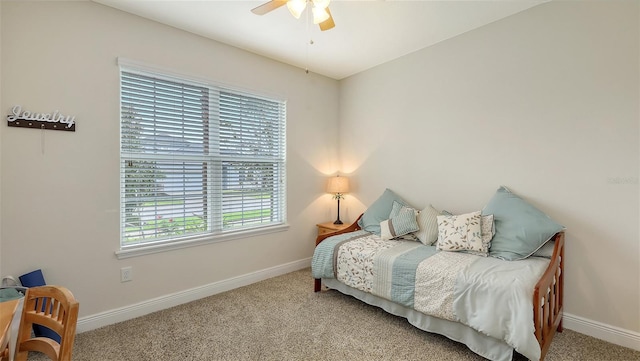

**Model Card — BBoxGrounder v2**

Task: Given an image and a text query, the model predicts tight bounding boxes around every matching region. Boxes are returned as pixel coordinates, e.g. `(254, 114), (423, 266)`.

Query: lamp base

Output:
(334, 197), (343, 225)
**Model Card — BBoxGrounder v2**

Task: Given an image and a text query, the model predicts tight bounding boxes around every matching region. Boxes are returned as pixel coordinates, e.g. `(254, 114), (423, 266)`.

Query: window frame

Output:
(115, 58), (288, 259)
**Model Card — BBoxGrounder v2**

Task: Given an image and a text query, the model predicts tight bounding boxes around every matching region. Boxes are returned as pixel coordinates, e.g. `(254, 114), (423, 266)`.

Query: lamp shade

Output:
(327, 176), (349, 194)
(287, 0), (307, 19)
(312, 6), (330, 24)
(312, 0), (330, 10)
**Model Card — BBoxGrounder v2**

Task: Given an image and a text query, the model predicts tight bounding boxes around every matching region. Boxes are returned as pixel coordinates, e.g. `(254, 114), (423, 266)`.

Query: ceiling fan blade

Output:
(251, 0), (288, 15)
(319, 7), (335, 31)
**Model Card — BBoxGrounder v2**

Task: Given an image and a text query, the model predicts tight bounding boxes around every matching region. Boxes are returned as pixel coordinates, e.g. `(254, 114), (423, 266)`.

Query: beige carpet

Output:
(30, 268), (640, 360)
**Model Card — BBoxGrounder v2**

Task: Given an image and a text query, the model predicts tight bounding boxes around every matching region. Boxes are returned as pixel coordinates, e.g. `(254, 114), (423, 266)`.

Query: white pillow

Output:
(380, 205), (419, 241)
(463, 214), (494, 257)
(436, 211), (484, 253)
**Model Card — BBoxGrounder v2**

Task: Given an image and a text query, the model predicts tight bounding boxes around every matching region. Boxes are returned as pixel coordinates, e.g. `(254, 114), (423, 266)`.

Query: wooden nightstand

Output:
(316, 221), (350, 236)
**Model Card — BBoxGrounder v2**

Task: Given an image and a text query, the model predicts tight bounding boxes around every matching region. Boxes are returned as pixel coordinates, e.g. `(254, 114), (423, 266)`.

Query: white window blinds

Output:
(120, 67), (286, 250)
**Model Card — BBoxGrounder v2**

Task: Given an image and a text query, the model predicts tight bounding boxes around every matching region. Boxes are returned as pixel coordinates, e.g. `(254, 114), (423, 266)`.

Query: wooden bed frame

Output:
(313, 214), (564, 361)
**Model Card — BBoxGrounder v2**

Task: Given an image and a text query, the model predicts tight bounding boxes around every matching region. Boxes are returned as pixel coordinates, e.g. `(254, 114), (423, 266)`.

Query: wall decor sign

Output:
(7, 105), (76, 131)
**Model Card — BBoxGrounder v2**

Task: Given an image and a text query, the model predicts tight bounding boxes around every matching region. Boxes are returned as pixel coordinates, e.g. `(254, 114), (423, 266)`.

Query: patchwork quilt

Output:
(311, 230), (550, 361)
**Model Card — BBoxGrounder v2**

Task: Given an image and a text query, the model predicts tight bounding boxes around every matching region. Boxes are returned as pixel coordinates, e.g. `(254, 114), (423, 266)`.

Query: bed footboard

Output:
(533, 231), (565, 361)
(314, 214), (363, 292)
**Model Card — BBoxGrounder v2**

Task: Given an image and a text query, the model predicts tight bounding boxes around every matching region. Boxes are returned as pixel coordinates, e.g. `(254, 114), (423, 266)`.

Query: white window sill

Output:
(115, 224), (290, 260)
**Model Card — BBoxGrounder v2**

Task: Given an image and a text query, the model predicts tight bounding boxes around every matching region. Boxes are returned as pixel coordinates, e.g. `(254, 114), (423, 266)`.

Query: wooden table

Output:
(0, 299), (19, 353)
(316, 221), (351, 237)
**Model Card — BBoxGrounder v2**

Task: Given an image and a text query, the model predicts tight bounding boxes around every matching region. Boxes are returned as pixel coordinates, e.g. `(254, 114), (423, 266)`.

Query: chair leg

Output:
(13, 350), (28, 361)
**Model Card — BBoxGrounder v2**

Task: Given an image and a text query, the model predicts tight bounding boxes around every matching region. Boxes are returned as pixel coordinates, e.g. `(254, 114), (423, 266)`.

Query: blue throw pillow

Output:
(357, 189), (408, 235)
(483, 186), (564, 261)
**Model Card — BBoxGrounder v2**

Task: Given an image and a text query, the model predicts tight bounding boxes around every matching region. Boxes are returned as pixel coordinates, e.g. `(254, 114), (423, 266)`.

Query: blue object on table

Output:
(18, 269), (47, 289)
(18, 269), (62, 343)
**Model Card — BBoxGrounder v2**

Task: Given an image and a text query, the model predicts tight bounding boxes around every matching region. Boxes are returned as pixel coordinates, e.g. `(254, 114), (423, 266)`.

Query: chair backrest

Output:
(15, 285), (79, 361)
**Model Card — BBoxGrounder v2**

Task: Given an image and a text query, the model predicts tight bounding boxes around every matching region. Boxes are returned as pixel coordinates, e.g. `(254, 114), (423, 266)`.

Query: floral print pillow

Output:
(457, 214), (495, 257)
(436, 211), (485, 254)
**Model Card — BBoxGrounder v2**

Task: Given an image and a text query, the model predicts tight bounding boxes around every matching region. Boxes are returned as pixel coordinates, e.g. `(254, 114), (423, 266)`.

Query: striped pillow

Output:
(414, 205), (440, 245)
(380, 205), (419, 241)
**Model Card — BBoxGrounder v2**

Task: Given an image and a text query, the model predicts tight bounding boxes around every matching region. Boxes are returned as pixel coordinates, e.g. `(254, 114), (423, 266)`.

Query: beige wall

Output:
(339, 0), (639, 334)
(0, 1), (340, 317)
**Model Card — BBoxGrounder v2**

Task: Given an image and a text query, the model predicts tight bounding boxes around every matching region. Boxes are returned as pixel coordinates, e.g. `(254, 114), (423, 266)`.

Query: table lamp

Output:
(327, 175), (349, 224)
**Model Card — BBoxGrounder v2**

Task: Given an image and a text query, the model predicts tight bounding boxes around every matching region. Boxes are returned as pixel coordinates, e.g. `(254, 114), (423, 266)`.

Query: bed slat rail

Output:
(533, 231), (565, 360)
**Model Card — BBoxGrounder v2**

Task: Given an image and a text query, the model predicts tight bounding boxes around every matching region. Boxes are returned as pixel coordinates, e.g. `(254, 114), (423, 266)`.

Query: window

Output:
(118, 61), (286, 256)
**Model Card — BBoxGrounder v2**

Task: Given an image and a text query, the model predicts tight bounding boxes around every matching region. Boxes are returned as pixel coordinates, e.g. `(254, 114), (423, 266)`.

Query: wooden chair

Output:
(3, 286), (79, 361)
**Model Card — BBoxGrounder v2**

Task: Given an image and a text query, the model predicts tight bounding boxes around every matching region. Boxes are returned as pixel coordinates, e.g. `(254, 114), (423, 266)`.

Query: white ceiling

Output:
(92, 0), (547, 80)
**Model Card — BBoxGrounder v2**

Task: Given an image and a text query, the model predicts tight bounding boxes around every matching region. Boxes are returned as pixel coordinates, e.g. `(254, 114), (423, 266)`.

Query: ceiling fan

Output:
(251, 0), (336, 31)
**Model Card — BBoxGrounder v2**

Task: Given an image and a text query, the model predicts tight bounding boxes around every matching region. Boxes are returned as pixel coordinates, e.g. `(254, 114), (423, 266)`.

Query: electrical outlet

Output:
(120, 266), (133, 282)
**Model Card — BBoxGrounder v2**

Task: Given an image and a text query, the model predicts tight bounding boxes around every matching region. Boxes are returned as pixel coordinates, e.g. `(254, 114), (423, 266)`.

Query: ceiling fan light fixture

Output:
(252, 0), (335, 31)
(312, 5), (330, 24)
(312, 0), (330, 10)
(287, 0), (307, 19)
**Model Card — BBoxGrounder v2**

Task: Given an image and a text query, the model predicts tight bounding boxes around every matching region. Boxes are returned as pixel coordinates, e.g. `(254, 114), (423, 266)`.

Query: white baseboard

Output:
(76, 258), (311, 333)
(564, 312), (640, 351)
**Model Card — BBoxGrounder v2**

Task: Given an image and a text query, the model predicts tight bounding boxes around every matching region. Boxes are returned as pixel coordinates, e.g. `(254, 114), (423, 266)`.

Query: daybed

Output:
(312, 186), (565, 361)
